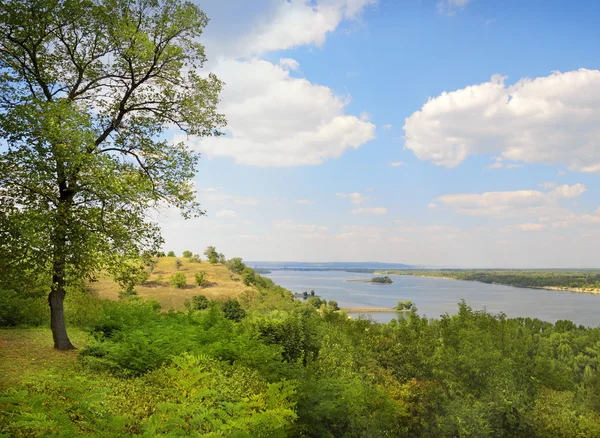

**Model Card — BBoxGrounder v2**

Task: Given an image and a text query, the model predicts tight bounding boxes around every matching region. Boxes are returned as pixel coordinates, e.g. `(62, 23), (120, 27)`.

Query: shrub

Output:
(194, 271), (209, 287)
(184, 294), (210, 311)
(182, 250), (193, 258)
(175, 259), (183, 270)
(167, 251), (176, 257)
(189, 254), (201, 263)
(170, 272), (187, 289)
(222, 299), (246, 322)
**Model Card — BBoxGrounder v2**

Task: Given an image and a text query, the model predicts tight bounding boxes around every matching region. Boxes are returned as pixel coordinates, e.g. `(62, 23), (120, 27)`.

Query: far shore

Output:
(381, 273), (600, 295)
(346, 280), (393, 284)
(342, 307), (410, 313)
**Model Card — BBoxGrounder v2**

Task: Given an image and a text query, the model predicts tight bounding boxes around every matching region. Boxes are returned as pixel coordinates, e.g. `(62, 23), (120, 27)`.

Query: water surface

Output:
(265, 271), (600, 327)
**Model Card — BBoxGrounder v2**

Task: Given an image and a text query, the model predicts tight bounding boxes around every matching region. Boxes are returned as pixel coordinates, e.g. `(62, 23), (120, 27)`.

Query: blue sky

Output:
(159, 0), (600, 268)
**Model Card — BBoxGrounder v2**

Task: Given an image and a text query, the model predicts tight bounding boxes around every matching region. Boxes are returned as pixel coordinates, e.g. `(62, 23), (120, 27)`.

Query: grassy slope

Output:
(88, 257), (254, 310)
(0, 328), (88, 390)
(1, 258), (253, 391)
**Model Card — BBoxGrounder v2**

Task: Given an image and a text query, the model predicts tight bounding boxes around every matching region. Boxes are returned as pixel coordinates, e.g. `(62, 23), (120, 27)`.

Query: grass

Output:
(88, 257), (254, 310)
(0, 327), (88, 390)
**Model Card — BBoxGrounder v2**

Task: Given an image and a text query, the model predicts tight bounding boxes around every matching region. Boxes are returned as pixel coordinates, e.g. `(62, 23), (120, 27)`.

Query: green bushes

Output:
(222, 299), (246, 322)
(169, 272), (186, 288)
(184, 294), (210, 311)
(182, 250), (193, 258)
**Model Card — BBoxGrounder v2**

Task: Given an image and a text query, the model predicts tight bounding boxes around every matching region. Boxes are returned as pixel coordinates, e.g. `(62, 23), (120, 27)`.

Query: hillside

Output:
(88, 257), (254, 310)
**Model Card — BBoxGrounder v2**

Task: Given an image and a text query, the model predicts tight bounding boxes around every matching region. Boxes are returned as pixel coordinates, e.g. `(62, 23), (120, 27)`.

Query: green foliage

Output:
(227, 257), (247, 274)
(184, 295), (210, 311)
(395, 300), (414, 310)
(167, 251), (176, 257)
(189, 254), (202, 263)
(182, 250), (193, 258)
(222, 299), (246, 322)
(175, 258), (183, 270)
(0, 0), (225, 348)
(169, 272), (187, 289)
(372, 276), (393, 284)
(204, 246), (219, 264)
(194, 271), (210, 287)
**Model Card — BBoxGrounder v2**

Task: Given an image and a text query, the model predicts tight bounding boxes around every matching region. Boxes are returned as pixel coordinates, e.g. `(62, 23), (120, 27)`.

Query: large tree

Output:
(0, 0), (224, 349)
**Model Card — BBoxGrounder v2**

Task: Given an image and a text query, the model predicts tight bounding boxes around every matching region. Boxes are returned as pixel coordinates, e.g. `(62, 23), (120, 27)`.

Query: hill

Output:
(88, 257), (254, 310)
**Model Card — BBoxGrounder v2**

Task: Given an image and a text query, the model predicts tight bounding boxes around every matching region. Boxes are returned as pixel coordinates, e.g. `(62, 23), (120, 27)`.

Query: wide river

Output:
(265, 270), (600, 327)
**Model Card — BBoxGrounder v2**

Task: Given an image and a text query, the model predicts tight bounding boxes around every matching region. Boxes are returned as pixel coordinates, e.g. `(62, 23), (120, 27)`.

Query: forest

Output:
(384, 270), (600, 292)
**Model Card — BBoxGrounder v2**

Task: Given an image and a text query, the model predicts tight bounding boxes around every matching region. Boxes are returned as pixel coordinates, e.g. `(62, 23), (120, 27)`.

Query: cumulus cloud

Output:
(404, 69), (600, 173)
(336, 192), (369, 204)
(236, 0), (377, 58)
(436, 184), (586, 218)
(182, 58), (375, 167)
(351, 207), (388, 215)
(215, 210), (238, 218)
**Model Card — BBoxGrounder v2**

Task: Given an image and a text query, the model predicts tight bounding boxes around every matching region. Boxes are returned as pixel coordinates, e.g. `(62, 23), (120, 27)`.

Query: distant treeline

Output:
(383, 270), (600, 291)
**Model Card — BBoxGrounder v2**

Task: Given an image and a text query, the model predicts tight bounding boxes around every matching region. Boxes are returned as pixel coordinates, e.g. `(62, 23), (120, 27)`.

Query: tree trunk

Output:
(48, 284), (75, 350)
(50, 167), (76, 350)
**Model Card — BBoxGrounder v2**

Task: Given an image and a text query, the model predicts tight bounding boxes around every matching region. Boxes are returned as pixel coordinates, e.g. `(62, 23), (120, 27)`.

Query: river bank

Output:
(381, 273), (600, 295)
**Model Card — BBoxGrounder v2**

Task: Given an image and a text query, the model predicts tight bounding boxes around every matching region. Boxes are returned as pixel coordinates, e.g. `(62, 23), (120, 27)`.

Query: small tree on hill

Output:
(195, 271), (210, 288)
(175, 259), (183, 270)
(182, 250), (193, 258)
(226, 257), (246, 274)
(204, 246), (219, 264)
(167, 251), (176, 258)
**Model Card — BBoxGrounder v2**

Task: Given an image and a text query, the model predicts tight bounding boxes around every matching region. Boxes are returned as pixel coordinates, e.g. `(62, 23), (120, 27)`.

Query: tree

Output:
(167, 251), (176, 257)
(0, 0), (224, 349)
(175, 259), (183, 270)
(182, 250), (193, 258)
(226, 257), (246, 274)
(222, 299), (245, 322)
(204, 246), (218, 264)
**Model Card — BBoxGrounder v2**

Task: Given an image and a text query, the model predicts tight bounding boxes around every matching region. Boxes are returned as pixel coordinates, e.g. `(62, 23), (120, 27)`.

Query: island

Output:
(347, 275), (393, 284)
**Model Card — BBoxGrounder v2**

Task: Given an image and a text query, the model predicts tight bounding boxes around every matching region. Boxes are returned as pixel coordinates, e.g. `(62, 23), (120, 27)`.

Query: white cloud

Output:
(296, 199), (315, 205)
(360, 111), (372, 121)
(351, 207), (388, 215)
(279, 58), (300, 70)
(501, 223), (547, 232)
(273, 219), (328, 233)
(183, 58), (375, 167)
(404, 69), (600, 173)
(383, 124), (392, 130)
(234, 0), (377, 58)
(436, 184), (586, 217)
(389, 161), (405, 167)
(428, 203), (438, 209)
(336, 192), (369, 204)
(558, 170), (567, 176)
(539, 181), (557, 189)
(215, 209), (238, 218)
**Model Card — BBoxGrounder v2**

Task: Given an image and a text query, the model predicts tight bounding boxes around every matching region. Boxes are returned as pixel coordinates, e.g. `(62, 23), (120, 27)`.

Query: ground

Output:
(88, 257), (254, 310)
(0, 328), (88, 390)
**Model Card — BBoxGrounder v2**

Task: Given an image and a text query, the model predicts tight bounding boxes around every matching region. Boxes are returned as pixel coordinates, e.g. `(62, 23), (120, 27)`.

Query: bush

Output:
(167, 251), (176, 257)
(182, 250), (193, 258)
(170, 272), (187, 289)
(175, 259), (183, 270)
(222, 299), (246, 322)
(184, 294), (210, 311)
(194, 271), (209, 287)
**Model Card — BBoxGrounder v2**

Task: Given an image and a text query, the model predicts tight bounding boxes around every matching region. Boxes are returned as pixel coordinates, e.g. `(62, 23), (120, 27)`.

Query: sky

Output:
(158, 0), (600, 268)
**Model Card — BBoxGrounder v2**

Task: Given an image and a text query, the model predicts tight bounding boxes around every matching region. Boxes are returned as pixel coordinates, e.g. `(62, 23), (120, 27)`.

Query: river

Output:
(264, 270), (600, 327)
